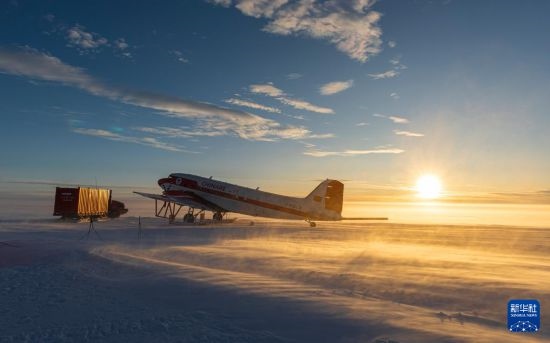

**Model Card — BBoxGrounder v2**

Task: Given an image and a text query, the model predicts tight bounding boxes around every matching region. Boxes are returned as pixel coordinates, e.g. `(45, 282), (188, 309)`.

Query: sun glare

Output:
(416, 174), (443, 199)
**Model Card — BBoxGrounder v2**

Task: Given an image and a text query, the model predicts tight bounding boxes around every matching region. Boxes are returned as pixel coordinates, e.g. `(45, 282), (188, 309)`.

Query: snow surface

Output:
(1, 217), (549, 342)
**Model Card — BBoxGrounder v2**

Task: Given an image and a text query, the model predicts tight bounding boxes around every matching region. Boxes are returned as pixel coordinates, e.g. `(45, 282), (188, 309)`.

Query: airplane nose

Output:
(158, 177), (173, 187)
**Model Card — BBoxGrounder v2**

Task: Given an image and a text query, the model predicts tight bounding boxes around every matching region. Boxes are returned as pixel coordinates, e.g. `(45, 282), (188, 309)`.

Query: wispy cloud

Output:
(72, 128), (191, 152)
(171, 50), (189, 64)
(443, 191), (550, 204)
(368, 70), (399, 80)
(390, 92), (400, 100)
(369, 54), (407, 80)
(235, 0), (289, 18)
(44, 14), (55, 22)
(251, 83), (334, 114)
(113, 38), (132, 58)
(304, 147), (405, 157)
(0, 46), (320, 142)
(135, 126), (225, 138)
(277, 97), (334, 114)
(137, 124), (334, 142)
(206, 0), (231, 6)
(388, 40), (397, 48)
(303, 132), (335, 139)
(250, 83), (284, 97)
(394, 130), (424, 137)
(286, 73), (302, 80)
(373, 113), (409, 124)
(211, 0), (382, 62)
(356, 122), (369, 126)
(300, 141), (317, 149)
(1, 177), (153, 191)
(389, 56), (407, 70)
(225, 98), (281, 113)
(319, 80), (353, 95)
(114, 38), (129, 50)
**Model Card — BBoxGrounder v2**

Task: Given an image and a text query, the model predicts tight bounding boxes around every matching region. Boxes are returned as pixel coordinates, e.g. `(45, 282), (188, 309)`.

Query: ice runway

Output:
(1, 217), (549, 342)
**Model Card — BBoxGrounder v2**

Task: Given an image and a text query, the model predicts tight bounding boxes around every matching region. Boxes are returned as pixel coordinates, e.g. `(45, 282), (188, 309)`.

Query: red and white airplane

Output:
(135, 173), (387, 226)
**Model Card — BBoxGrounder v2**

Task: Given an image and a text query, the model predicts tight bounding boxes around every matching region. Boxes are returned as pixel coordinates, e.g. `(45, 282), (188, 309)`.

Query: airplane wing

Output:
(133, 191), (226, 212)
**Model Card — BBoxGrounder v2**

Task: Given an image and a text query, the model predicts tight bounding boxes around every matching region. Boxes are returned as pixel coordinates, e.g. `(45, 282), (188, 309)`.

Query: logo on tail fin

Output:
(305, 180), (344, 216)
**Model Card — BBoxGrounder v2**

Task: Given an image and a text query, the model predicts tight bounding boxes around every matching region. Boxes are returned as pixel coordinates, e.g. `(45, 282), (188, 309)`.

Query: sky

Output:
(1, 0), (549, 209)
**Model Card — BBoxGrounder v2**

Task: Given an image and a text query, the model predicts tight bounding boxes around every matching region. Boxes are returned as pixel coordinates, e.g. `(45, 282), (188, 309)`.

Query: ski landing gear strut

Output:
(183, 208), (195, 223)
(213, 211), (224, 221)
(183, 208), (205, 224)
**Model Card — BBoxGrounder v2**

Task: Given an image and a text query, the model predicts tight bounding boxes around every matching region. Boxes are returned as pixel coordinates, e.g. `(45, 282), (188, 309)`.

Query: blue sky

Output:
(1, 0), (549, 204)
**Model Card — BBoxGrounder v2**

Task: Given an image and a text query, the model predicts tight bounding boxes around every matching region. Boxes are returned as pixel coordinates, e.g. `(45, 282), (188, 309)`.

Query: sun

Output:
(415, 174), (443, 199)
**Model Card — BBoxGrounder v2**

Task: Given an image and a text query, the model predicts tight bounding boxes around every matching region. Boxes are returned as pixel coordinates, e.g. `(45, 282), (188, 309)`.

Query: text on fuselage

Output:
(200, 181), (226, 192)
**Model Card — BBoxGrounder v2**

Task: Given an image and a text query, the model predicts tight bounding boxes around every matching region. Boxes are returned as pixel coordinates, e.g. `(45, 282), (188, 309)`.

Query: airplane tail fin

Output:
(305, 179), (344, 216)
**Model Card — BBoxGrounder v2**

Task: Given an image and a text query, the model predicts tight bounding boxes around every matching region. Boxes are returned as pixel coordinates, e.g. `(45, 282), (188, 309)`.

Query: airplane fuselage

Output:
(159, 173), (341, 221)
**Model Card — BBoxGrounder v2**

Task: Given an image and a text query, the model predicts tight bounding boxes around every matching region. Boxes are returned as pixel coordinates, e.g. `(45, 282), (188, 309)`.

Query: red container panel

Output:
(53, 187), (80, 216)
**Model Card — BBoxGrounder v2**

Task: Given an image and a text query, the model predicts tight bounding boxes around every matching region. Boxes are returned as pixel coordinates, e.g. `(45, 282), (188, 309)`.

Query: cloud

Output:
(388, 115), (407, 123)
(304, 147), (405, 157)
(388, 40), (396, 48)
(368, 70), (399, 79)
(250, 83), (284, 97)
(356, 122), (369, 126)
(72, 128), (190, 152)
(66, 25), (108, 52)
(445, 191), (550, 204)
(206, 0), (232, 6)
(389, 57), (407, 70)
(135, 126), (226, 138)
(390, 92), (400, 99)
(0, 46), (319, 142)
(277, 97), (334, 114)
(373, 113), (409, 123)
(225, 98), (281, 113)
(319, 80), (353, 95)
(113, 38), (132, 58)
(114, 38), (129, 50)
(171, 50), (189, 64)
(286, 73), (302, 80)
(235, 0), (289, 18)
(300, 141), (316, 149)
(62, 24), (133, 58)
(394, 130), (424, 137)
(306, 132), (335, 139)
(251, 82), (334, 114)
(369, 55), (407, 79)
(0, 47), (99, 88)
(137, 124), (334, 141)
(211, 0), (382, 62)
